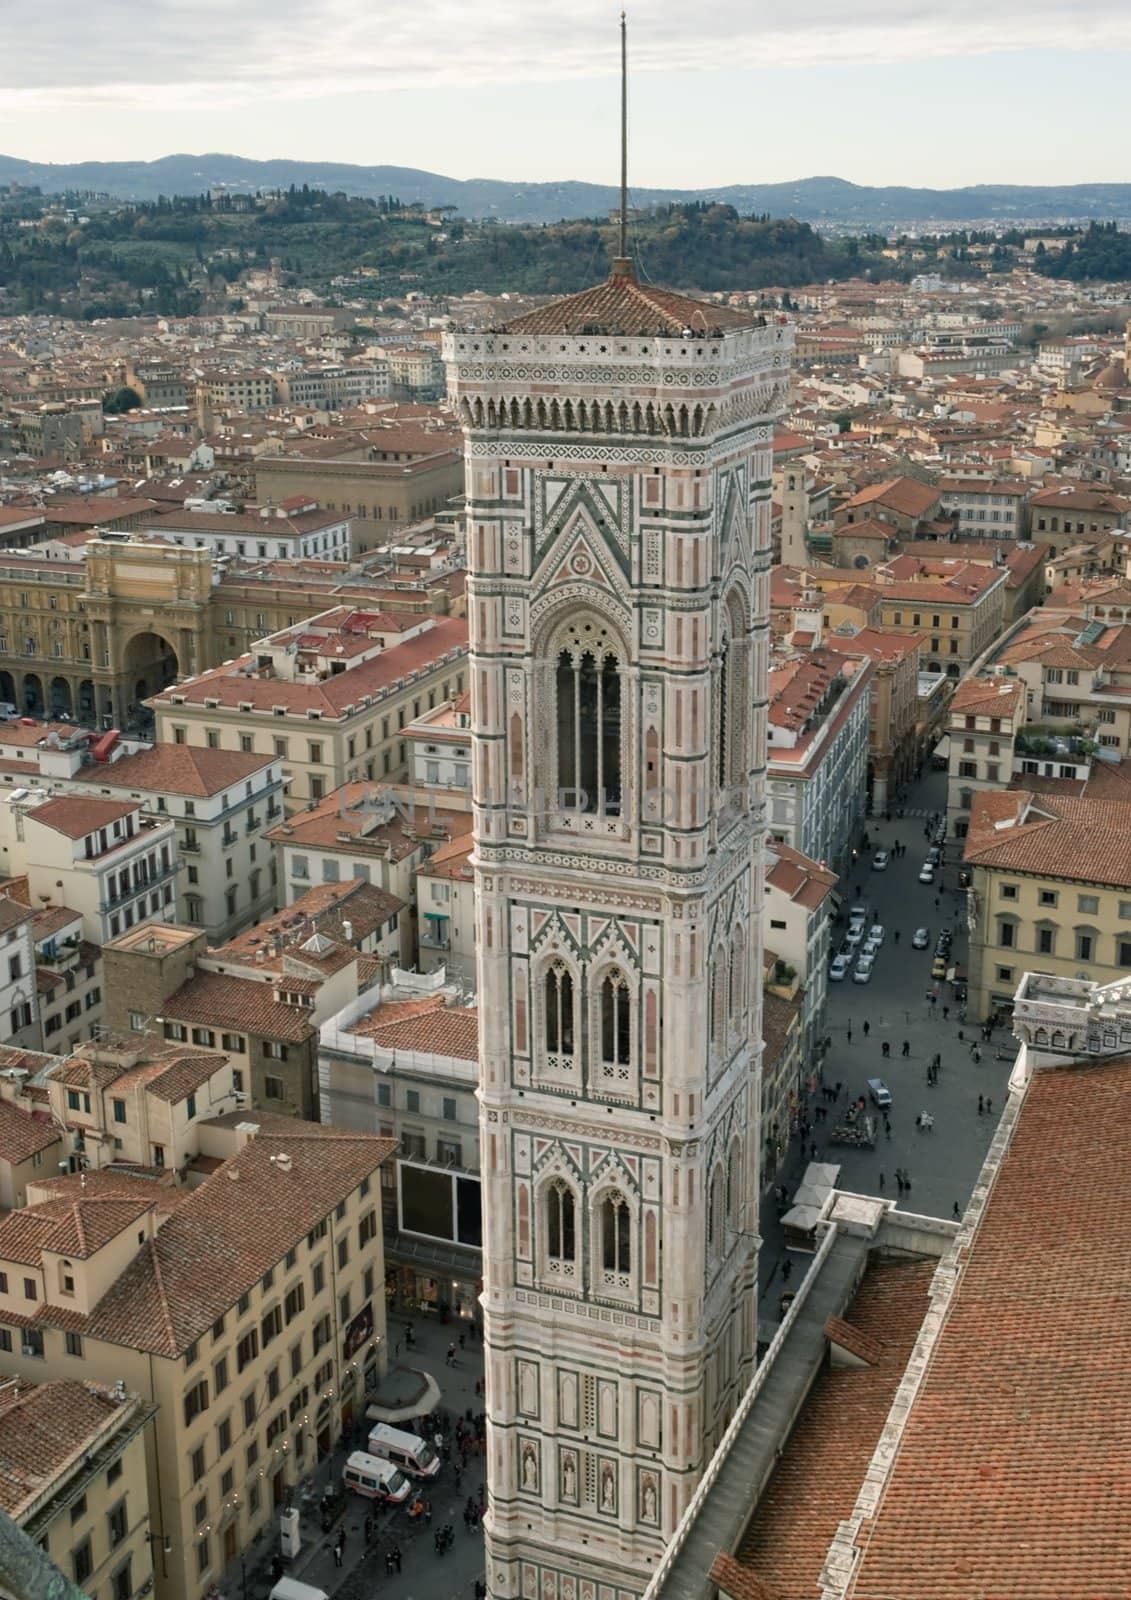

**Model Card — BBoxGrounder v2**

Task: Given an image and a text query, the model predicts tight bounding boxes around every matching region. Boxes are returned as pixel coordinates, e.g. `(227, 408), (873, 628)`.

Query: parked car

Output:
(932, 956), (948, 980)
(868, 924), (885, 945)
(928, 846), (942, 866)
(912, 927), (930, 949)
(867, 1077), (893, 1108)
(872, 850), (890, 871)
(853, 955), (875, 984)
(862, 936), (881, 960)
(830, 953), (852, 982)
(918, 864), (935, 884)
(845, 923), (865, 948)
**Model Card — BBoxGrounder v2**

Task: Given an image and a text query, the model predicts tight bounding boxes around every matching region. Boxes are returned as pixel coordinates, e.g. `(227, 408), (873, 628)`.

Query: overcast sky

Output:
(1, 2), (1126, 188)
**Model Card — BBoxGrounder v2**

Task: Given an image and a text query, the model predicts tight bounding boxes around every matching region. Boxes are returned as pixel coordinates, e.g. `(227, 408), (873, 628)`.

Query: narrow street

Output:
(758, 766), (1017, 1314)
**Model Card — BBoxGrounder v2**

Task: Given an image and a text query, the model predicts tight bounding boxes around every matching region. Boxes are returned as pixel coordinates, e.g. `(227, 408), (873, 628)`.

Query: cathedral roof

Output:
(499, 260), (758, 338)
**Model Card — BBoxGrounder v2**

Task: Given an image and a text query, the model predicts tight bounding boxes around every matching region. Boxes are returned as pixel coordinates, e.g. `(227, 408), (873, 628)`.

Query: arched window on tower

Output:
(556, 644), (622, 814)
(717, 630), (729, 789)
(729, 927), (746, 1031)
(600, 969), (632, 1083)
(708, 1166), (725, 1260)
(544, 962), (575, 1058)
(601, 1191), (631, 1278)
(545, 1180), (576, 1274)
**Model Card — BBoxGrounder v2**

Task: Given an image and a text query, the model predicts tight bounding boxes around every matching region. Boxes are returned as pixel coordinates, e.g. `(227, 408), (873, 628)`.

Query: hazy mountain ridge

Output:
(2, 154), (1131, 226)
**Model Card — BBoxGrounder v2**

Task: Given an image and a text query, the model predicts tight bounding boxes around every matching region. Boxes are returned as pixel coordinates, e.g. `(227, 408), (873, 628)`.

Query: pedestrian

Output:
(386, 1552), (396, 1577)
(863, 1020), (870, 1038)
(942, 1005), (949, 1020)
(915, 1112), (922, 1129)
(904, 1171), (912, 1191)
(902, 1039), (910, 1057)
(847, 1025), (853, 1043)
(334, 1537), (344, 1570)
(810, 1140), (818, 1159)
(459, 1330), (467, 1349)
(392, 1546), (402, 1574)
(425, 1500), (433, 1526)
(978, 1093), (984, 1114)
(446, 1341), (456, 1366)
(878, 1171), (885, 1191)
(781, 1258), (792, 1281)
(835, 1080), (842, 1097)
(986, 1097), (993, 1114)
(973, 1047), (982, 1065)
(885, 1118), (892, 1139)
(894, 929), (900, 944)
(953, 1201), (961, 1219)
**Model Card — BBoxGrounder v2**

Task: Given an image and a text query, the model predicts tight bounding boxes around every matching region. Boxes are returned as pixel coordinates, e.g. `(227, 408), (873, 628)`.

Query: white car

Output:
(912, 927), (930, 949)
(919, 864), (935, 884)
(829, 953), (852, 982)
(868, 924), (884, 945)
(872, 850), (889, 871)
(853, 956), (875, 984)
(845, 923), (865, 948)
(862, 936), (881, 959)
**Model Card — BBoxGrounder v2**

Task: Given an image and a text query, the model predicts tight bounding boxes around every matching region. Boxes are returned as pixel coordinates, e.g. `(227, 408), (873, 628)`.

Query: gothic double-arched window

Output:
(555, 623), (623, 815)
(544, 961), (575, 1056)
(600, 969), (632, 1082)
(601, 1190), (632, 1277)
(545, 1180), (576, 1270)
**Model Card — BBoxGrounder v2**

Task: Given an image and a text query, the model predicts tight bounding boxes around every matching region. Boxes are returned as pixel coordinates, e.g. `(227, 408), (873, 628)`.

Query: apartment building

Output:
(874, 556), (1008, 678)
(937, 478), (1027, 539)
(763, 840), (837, 1066)
(944, 676), (1027, 839)
(403, 694), (473, 791)
(102, 880), (401, 1122)
(146, 505), (352, 565)
(254, 441), (464, 557)
(150, 611), (468, 809)
(963, 787), (1131, 1021)
(1028, 485), (1131, 552)
(846, 627), (923, 811)
(275, 366), (390, 409)
(43, 1032), (241, 1174)
(2, 795), (177, 947)
(74, 743), (283, 942)
(767, 647), (873, 875)
(0, 1063), (66, 1206)
(32, 905), (103, 1053)
(0, 1115), (395, 1600)
(318, 973), (480, 1314)
(2, 731), (283, 943)
(0, 1380), (155, 1600)
(194, 370), (279, 422)
(835, 476), (944, 536)
(0, 894), (39, 1049)
(993, 612), (1131, 757)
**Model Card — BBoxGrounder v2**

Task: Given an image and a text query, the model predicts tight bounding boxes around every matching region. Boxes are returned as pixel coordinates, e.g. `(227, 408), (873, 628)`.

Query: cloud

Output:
(2, 0), (1127, 109)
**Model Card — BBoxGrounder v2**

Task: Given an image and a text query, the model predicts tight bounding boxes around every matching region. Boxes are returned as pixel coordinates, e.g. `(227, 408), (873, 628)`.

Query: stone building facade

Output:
(444, 262), (792, 1600)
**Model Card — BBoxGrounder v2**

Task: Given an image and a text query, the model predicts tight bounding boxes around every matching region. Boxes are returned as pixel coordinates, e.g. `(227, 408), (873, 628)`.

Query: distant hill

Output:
(2, 153), (1131, 226)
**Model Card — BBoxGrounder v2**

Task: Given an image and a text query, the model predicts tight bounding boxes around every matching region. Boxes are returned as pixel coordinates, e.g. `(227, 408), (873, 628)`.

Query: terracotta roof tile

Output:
(733, 1261), (933, 1600)
(0, 1381), (133, 1518)
(498, 265), (757, 338)
(847, 1058), (1131, 1599)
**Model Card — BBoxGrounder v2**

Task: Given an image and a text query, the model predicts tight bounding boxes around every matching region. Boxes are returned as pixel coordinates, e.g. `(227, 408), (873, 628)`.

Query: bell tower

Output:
(443, 32), (793, 1597)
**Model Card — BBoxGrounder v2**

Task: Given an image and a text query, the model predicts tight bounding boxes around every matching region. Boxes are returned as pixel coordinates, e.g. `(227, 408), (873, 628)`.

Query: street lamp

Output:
(144, 1531), (172, 1577)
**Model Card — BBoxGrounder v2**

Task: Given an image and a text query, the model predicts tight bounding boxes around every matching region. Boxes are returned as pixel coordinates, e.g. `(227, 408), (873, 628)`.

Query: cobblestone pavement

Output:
(220, 1316), (487, 1600)
(758, 766), (1016, 1317)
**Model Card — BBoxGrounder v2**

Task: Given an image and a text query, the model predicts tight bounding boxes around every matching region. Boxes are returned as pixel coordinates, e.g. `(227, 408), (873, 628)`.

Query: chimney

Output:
(271, 1152), (293, 1174)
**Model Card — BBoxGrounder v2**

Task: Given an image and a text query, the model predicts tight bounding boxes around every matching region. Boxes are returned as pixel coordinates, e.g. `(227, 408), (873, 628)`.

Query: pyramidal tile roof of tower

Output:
(499, 260), (759, 338)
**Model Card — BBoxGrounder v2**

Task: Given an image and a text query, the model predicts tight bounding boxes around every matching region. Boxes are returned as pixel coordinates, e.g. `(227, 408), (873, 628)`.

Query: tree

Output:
(102, 385), (142, 414)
